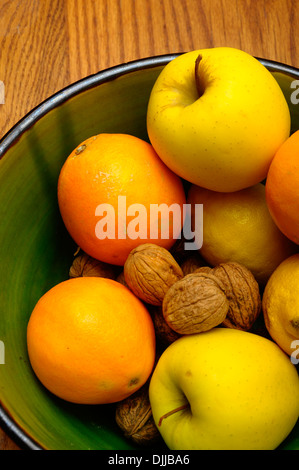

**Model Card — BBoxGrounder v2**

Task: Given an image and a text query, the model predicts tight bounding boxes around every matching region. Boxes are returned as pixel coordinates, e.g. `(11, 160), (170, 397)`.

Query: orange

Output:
(265, 130), (299, 245)
(57, 133), (186, 265)
(27, 277), (156, 404)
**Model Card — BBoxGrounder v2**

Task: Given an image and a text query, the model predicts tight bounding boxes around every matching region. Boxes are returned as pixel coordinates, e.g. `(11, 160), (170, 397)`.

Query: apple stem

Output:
(158, 403), (189, 427)
(195, 54), (204, 98)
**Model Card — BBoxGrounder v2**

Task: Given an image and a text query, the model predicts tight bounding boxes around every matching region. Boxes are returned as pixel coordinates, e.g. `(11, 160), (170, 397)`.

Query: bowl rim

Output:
(0, 54), (178, 158)
(0, 53), (298, 450)
(1, 53), (299, 157)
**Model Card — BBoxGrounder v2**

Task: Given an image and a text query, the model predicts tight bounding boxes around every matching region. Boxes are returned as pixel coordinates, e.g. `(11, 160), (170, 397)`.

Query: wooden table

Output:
(0, 0), (298, 450)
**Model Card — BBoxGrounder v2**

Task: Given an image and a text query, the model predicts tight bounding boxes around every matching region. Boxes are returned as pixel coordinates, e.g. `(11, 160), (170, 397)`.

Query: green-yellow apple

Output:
(147, 47), (290, 192)
(149, 328), (299, 450)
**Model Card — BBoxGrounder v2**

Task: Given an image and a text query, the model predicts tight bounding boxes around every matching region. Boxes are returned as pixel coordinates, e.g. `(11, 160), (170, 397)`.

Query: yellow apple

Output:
(147, 47), (290, 192)
(149, 328), (299, 450)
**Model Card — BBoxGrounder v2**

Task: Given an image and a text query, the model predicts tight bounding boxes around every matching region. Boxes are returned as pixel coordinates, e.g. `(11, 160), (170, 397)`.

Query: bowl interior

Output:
(0, 56), (298, 450)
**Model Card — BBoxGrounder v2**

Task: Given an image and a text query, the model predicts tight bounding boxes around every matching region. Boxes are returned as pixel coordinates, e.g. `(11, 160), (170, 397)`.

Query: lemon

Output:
(187, 183), (298, 286)
(262, 254), (299, 357)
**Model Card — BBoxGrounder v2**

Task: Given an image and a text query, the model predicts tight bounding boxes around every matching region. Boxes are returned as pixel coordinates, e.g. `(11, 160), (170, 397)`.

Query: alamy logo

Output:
(290, 80), (299, 105)
(0, 81), (4, 104)
(291, 339), (299, 365)
(95, 196), (203, 251)
(0, 341), (4, 364)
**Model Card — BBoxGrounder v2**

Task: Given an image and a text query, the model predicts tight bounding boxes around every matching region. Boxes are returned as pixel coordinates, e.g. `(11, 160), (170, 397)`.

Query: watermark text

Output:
(0, 341), (5, 364)
(95, 196), (203, 250)
(0, 81), (4, 104)
(291, 80), (299, 105)
(291, 339), (299, 365)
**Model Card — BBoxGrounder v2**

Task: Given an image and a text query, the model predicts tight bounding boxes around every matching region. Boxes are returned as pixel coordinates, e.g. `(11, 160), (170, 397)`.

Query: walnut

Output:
(123, 244), (184, 305)
(162, 272), (229, 334)
(194, 266), (213, 274)
(150, 306), (181, 345)
(115, 384), (161, 446)
(180, 254), (207, 276)
(69, 253), (118, 279)
(212, 262), (261, 331)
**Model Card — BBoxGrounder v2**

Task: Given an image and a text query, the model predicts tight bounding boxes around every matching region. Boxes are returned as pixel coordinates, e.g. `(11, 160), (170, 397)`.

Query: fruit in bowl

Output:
(28, 47), (299, 450)
(149, 328), (299, 450)
(0, 48), (298, 450)
(57, 133), (186, 266)
(262, 253), (299, 357)
(187, 182), (298, 286)
(27, 276), (156, 405)
(265, 130), (299, 245)
(147, 47), (291, 192)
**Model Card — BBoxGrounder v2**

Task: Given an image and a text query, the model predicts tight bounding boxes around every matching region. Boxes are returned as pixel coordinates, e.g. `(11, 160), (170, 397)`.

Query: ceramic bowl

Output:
(0, 54), (298, 450)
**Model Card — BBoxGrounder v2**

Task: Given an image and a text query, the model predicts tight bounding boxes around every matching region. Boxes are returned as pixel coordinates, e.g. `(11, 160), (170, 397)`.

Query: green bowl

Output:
(0, 54), (298, 450)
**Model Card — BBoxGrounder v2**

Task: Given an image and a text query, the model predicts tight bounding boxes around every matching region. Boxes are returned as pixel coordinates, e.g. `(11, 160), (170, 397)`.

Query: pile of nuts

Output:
(123, 243), (261, 341)
(69, 242), (262, 446)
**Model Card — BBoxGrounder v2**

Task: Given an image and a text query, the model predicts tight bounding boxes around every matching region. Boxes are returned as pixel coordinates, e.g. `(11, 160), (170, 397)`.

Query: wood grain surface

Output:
(0, 0), (298, 450)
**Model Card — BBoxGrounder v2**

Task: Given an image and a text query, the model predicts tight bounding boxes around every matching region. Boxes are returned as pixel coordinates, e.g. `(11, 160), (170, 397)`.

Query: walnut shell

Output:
(212, 262), (261, 331)
(115, 384), (161, 446)
(194, 266), (213, 274)
(150, 306), (181, 345)
(124, 244), (184, 305)
(162, 272), (229, 334)
(69, 253), (118, 279)
(180, 254), (207, 276)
